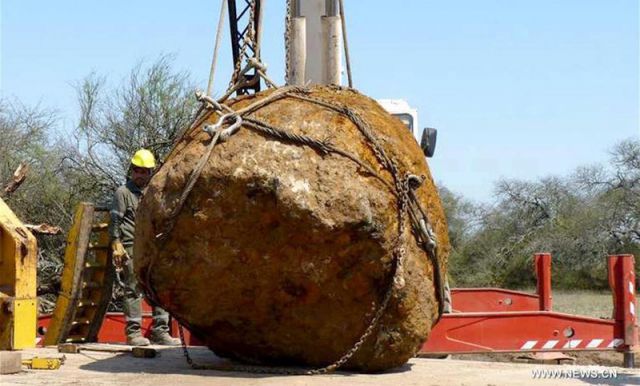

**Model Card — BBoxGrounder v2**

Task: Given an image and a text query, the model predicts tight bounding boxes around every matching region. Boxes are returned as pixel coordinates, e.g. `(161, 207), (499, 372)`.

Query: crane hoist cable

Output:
(206, 0), (228, 96)
(338, 0), (353, 88)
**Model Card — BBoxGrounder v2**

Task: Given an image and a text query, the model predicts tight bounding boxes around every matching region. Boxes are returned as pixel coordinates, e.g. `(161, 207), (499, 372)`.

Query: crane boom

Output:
(227, 0), (263, 95)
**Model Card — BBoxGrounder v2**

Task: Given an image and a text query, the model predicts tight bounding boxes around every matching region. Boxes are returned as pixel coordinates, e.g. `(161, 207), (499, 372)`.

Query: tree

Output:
(60, 56), (199, 311)
(445, 138), (640, 290)
(64, 55), (198, 203)
(438, 185), (487, 286)
(0, 100), (74, 310)
(576, 139), (640, 257)
(0, 56), (199, 312)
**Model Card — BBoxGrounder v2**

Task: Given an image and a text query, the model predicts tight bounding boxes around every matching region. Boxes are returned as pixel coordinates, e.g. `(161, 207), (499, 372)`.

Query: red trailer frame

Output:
(420, 253), (638, 368)
(38, 304), (199, 346)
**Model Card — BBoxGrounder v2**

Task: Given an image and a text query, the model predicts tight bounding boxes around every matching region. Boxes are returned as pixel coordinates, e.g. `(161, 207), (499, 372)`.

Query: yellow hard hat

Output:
(131, 149), (156, 169)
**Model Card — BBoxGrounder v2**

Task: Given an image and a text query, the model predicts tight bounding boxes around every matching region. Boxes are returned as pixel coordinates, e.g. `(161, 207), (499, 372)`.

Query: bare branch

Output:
(2, 162), (29, 197)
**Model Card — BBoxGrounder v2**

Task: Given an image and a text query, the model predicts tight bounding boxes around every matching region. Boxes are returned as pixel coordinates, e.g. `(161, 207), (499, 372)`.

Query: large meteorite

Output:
(134, 85), (450, 372)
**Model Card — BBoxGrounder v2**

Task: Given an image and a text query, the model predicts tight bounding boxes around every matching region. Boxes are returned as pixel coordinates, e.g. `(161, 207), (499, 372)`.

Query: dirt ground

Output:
(3, 346), (640, 386)
(450, 351), (633, 368)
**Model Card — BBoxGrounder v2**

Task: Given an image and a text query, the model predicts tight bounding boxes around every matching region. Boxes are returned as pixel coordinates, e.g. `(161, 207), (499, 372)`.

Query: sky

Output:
(1, 0), (638, 202)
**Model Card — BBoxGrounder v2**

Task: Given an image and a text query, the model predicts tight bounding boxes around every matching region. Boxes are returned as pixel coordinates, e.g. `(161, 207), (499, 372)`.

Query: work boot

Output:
(150, 331), (181, 346)
(127, 333), (150, 346)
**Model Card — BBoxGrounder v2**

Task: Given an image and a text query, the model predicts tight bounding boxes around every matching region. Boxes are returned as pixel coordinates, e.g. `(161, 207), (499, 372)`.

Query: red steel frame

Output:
(420, 253), (638, 368)
(38, 302), (200, 346)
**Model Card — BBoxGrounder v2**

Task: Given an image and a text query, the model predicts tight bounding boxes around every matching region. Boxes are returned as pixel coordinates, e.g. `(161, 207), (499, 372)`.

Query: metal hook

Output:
(203, 113), (243, 141)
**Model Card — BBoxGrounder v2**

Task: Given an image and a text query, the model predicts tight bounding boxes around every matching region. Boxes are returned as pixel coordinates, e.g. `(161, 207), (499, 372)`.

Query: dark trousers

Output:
(122, 247), (169, 337)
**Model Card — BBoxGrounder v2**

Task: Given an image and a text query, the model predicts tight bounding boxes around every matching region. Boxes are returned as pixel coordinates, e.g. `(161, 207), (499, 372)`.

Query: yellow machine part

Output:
(22, 357), (64, 370)
(0, 197), (38, 350)
(42, 204), (90, 346)
(44, 203), (113, 345)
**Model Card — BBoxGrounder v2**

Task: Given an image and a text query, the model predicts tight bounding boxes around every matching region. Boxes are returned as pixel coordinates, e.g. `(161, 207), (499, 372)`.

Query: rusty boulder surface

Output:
(134, 85), (450, 372)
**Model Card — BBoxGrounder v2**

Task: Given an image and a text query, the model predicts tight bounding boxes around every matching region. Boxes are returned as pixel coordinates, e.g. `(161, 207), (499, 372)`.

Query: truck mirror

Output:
(421, 128), (437, 158)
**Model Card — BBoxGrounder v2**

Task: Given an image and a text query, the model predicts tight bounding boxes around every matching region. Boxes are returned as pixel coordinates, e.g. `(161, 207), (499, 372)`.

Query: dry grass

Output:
(514, 288), (613, 318)
(551, 290), (613, 319)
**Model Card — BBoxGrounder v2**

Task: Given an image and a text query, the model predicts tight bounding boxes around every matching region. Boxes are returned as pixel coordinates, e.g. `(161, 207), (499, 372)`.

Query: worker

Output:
(109, 149), (179, 346)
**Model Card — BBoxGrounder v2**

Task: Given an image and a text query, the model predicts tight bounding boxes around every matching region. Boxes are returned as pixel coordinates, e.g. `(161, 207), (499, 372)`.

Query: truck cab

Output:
(378, 99), (437, 158)
(377, 99), (419, 137)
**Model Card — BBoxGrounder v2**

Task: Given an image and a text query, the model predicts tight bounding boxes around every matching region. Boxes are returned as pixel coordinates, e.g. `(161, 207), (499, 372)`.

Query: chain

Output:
(228, 0), (257, 90)
(392, 175), (411, 290)
(284, 89), (444, 317)
(284, 0), (292, 85)
(405, 177), (443, 317)
(179, 324), (195, 368)
(153, 87), (443, 375)
(223, 0), (278, 96)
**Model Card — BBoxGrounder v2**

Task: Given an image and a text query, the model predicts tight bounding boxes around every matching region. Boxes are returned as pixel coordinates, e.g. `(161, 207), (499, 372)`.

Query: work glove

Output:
(111, 239), (128, 269)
